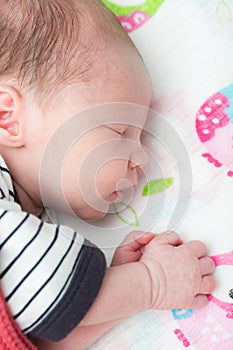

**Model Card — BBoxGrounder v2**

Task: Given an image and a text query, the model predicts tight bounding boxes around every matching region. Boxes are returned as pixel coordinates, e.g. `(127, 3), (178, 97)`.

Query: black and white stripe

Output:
(0, 209), (84, 333)
(0, 156), (106, 341)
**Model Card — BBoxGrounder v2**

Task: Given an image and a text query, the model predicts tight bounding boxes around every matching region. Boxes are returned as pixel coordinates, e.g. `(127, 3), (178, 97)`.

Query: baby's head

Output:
(0, 0), (138, 104)
(0, 0), (152, 220)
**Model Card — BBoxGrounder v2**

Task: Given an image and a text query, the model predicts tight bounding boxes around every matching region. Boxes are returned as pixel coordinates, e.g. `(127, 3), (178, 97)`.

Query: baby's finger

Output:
(119, 231), (155, 251)
(185, 240), (208, 258)
(119, 230), (145, 246)
(190, 294), (208, 309)
(154, 231), (183, 246)
(136, 232), (155, 246)
(199, 275), (216, 294)
(199, 257), (215, 276)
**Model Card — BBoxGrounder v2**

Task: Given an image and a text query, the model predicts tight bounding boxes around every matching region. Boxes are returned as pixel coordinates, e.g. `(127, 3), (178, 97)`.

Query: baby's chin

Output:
(76, 206), (109, 222)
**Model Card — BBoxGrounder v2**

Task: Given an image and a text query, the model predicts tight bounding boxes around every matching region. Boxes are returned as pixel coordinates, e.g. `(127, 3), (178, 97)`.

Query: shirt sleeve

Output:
(0, 158), (106, 342)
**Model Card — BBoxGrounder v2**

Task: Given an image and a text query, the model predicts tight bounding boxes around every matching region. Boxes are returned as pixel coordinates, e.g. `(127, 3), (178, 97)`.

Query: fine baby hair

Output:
(0, 0), (136, 105)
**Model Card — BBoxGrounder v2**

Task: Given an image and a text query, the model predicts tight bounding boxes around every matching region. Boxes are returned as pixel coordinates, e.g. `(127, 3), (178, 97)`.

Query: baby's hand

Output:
(140, 231), (215, 310)
(111, 231), (155, 266)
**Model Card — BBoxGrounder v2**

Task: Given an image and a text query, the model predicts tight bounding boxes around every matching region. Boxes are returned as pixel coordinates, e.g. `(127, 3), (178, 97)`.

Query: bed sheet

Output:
(84, 0), (233, 349)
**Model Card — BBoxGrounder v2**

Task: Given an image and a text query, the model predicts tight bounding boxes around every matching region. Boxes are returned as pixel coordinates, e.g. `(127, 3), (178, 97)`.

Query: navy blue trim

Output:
(28, 240), (106, 342)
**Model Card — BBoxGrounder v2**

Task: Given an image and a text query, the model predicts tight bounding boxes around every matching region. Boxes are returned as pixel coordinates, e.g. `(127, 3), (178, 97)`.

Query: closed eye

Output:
(105, 125), (128, 136)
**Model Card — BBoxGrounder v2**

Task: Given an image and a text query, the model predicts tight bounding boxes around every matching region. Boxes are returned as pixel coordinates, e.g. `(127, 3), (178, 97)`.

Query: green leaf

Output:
(113, 202), (139, 227)
(102, 0), (165, 17)
(142, 178), (174, 196)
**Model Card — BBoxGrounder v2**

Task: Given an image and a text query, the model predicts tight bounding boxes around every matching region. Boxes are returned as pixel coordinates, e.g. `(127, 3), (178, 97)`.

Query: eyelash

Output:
(107, 126), (127, 136)
(114, 129), (125, 135)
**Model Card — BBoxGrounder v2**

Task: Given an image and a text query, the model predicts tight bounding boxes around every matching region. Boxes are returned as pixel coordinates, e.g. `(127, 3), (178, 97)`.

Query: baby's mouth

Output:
(107, 190), (124, 202)
(107, 185), (137, 203)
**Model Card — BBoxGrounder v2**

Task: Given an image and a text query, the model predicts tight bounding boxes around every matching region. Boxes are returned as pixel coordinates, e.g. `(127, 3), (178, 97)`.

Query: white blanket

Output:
(86, 0), (233, 349)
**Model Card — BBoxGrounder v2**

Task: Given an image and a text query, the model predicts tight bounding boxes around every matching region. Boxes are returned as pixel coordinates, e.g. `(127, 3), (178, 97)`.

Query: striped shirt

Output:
(0, 156), (106, 341)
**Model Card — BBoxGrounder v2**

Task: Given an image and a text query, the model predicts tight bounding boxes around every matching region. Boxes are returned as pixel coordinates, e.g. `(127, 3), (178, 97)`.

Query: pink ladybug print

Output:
(195, 84), (233, 177)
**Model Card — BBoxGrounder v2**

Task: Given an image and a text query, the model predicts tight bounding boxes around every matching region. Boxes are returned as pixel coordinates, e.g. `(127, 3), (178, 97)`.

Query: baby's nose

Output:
(128, 147), (148, 170)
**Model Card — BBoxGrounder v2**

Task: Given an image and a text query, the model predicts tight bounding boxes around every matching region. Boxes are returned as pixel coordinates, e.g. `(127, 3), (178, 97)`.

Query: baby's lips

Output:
(106, 190), (124, 202)
(112, 190), (124, 202)
(107, 183), (137, 203)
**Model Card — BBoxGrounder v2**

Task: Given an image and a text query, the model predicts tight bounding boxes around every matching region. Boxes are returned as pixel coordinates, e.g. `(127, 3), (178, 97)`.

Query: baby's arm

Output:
(34, 232), (157, 350)
(79, 231), (215, 327)
(34, 262), (151, 350)
(35, 231), (215, 350)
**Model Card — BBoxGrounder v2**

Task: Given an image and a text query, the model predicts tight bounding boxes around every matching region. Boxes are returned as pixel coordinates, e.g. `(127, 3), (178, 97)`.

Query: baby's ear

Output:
(0, 85), (24, 148)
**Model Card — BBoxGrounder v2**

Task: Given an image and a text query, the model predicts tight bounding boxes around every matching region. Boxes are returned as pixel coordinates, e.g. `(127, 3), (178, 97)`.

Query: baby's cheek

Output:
(96, 160), (128, 188)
